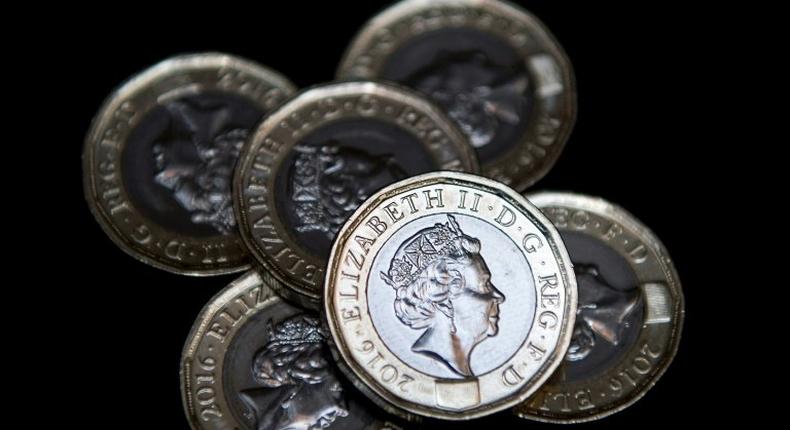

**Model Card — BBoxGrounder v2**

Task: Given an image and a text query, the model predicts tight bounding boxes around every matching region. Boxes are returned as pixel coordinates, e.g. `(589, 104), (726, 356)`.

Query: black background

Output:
(56, 1), (726, 428)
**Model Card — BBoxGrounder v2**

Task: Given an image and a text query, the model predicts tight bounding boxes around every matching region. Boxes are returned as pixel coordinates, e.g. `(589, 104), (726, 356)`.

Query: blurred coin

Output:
(83, 53), (295, 275)
(324, 172), (576, 420)
(180, 270), (406, 430)
(338, 0), (576, 191)
(516, 192), (684, 423)
(234, 81), (478, 308)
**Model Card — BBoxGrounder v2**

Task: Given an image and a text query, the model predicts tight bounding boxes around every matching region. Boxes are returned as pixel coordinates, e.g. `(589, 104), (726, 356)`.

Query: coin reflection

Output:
(554, 231), (644, 382)
(240, 316), (349, 430)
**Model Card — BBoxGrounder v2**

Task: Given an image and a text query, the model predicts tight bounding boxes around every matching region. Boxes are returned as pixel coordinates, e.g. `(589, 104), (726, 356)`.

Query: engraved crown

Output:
(380, 214), (465, 289)
(265, 315), (325, 347)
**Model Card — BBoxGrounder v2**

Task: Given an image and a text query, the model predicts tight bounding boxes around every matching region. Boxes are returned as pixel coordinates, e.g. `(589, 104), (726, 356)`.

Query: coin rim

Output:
(179, 269), (404, 430)
(82, 52), (296, 276)
(336, 0), (577, 191)
(323, 171), (577, 420)
(516, 191), (685, 423)
(233, 80), (480, 309)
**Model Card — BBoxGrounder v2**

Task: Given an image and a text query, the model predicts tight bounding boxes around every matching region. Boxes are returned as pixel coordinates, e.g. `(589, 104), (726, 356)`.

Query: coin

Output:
(234, 81), (479, 308)
(180, 270), (406, 430)
(324, 171), (576, 420)
(515, 192), (684, 423)
(83, 53), (296, 275)
(337, 0), (576, 191)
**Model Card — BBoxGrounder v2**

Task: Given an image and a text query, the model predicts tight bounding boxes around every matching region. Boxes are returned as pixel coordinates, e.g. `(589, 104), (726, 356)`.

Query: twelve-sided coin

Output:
(338, 0), (576, 191)
(516, 192), (684, 423)
(324, 172), (576, 420)
(83, 53), (295, 275)
(234, 81), (479, 309)
(180, 270), (406, 430)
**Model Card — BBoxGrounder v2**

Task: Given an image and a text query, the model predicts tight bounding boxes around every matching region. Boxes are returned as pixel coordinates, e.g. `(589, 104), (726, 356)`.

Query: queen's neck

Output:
(412, 317), (475, 377)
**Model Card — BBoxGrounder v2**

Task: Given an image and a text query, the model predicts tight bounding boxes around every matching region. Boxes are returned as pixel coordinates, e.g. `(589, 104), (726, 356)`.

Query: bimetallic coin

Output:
(337, 0), (576, 191)
(234, 81), (479, 308)
(516, 192), (684, 423)
(324, 172), (576, 420)
(180, 270), (405, 430)
(83, 53), (295, 275)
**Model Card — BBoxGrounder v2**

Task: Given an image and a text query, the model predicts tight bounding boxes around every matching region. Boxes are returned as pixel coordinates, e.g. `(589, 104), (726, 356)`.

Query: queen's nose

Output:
(490, 284), (505, 303)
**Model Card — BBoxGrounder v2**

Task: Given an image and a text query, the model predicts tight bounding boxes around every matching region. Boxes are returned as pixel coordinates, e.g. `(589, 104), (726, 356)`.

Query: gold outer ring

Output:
(83, 52), (295, 276)
(516, 191), (685, 423)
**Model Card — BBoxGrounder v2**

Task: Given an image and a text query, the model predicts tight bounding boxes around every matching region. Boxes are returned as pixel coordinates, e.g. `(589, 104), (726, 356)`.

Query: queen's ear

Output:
(435, 300), (454, 320)
(434, 260), (453, 284)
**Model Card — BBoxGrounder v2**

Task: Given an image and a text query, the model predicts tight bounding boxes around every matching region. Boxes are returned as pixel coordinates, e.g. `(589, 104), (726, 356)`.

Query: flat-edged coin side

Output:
(180, 270), (405, 430)
(516, 192), (684, 423)
(324, 172), (576, 420)
(337, 0), (576, 191)
(234, 81), (479, 309)
(83, 53), (295, 276)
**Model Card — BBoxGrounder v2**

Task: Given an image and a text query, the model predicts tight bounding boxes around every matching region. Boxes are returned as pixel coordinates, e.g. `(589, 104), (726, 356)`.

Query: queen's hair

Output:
(252, 315), (331, 387)
(380, 215), (482, 329)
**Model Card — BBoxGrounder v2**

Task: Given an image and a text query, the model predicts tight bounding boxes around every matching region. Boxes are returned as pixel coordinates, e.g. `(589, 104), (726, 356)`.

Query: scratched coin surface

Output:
(324, 172), (576, 420)
(337, 0), (576, 191)
(180, 270), (405, 430)
(83, 53), (296, 275)
(234, 81), (478, 308)
(516, 192), (684, 423)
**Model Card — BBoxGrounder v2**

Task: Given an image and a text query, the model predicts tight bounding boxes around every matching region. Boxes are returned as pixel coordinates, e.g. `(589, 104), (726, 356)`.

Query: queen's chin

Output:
(487, 317), (500, 336)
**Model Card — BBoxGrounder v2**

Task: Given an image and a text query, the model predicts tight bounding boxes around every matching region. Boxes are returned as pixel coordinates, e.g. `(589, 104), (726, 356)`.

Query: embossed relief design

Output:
(566, 264), (642, 362)
(152, 100), (248, 235)
(241, 315), (349, 430)
(380, 214), (505, 377)
(406, 51), (530, 148)
(289, 143), (407, 240)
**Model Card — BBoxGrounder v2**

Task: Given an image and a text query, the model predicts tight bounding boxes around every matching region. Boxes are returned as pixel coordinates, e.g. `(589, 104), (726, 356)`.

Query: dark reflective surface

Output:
(224, 303), (385, 430)
(122, 92), (263, 237)
(380, 28), (534, 163)
(557, 231), (644, 383)
(275, 118), (435, 258)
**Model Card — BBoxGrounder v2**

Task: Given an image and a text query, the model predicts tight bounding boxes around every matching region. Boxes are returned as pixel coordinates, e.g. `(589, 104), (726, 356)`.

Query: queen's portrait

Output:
(567, 263), (643, 362)
(240, 315), (349, 430)
(380, 215), (505, 377)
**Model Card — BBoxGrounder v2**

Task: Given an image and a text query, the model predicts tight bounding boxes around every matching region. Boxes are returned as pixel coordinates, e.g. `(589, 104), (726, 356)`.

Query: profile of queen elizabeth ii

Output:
(380, 215), (505, 377)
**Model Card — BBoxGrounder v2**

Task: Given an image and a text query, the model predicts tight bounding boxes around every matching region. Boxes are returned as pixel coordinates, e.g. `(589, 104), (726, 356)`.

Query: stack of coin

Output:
(82, 1), (684, 428)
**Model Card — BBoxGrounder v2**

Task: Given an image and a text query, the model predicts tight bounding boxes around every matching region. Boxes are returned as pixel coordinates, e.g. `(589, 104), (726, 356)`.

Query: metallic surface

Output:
(180, 270), (404, 430)
(83, 53), (295, 275)
(337, 0), (576, 191)
(234, 81), (479, 309)
(516, 192), (684, 423)
(324, 172), (576, 420)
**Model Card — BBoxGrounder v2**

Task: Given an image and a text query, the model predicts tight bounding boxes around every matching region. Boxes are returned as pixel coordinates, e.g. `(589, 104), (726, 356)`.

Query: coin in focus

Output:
(324, 172), (576, 420)
(180, 270), (406, 430)
(83, 53), (296, 275)
(234, 81), (479, 308)
(516, 192), (684, 423)
(337, 0), (576, 191)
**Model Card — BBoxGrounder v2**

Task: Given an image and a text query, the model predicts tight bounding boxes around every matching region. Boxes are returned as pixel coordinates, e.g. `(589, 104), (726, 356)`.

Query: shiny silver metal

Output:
(516, 192), (684, 423)
(324, 172), (576, 420)
(338, 0), (576, 191)
(180, 270), (404, 430)
(83, 53), (295, 276)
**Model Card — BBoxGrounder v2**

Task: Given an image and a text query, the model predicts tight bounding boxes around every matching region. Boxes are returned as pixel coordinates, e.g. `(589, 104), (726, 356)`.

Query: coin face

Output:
(337, 0), (576, 191)
(324, 172), (576, 420)
(83, 53), (296, 275)
(234, 81), (479, 308)
(516, 192), (684, 423)
(180, 270), (404, 430)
